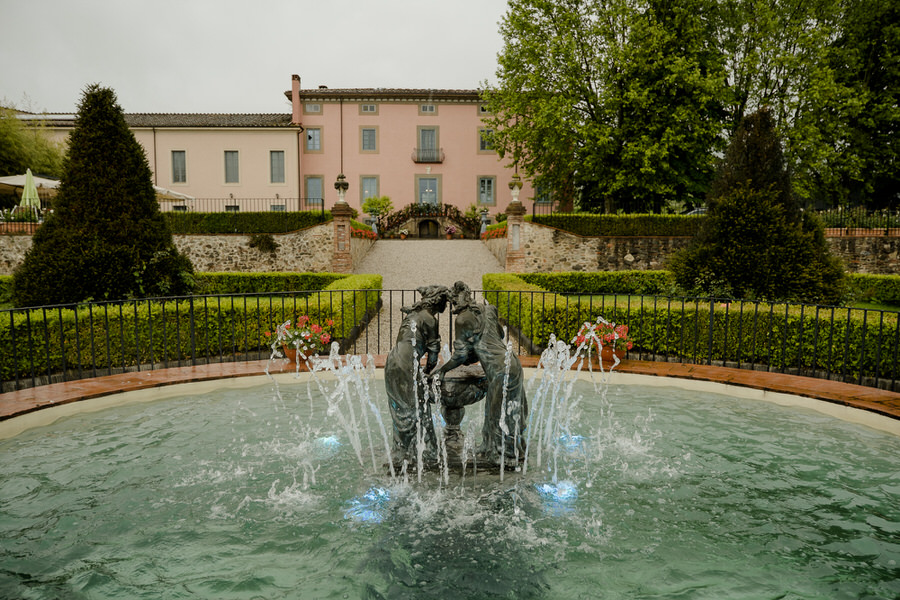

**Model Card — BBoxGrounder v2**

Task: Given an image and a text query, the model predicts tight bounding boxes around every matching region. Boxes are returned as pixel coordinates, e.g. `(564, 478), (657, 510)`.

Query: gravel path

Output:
(351, 239), (504, 355)
(354, 239), (502, 291)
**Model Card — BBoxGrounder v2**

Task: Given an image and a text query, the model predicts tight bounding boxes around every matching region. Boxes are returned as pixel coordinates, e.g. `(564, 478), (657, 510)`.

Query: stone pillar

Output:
(331, 201), (353, 273)
(505, 199), (527, 272)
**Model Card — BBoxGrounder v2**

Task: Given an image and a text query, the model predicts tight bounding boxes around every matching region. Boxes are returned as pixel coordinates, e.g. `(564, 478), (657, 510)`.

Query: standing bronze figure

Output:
(384, 285), (450, 465)
(435, 281), (528, 467)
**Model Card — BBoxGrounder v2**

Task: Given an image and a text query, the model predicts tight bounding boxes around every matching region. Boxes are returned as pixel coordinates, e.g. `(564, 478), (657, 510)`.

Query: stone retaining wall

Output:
(514, 221), (900, 275)
(0, 224), (338, 275)
(1, 222), (897, 276)
(483, 236), (506, 267)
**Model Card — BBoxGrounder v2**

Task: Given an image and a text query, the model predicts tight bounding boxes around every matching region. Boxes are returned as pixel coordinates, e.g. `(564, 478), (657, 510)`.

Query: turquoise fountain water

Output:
(0, 342), (898, 599)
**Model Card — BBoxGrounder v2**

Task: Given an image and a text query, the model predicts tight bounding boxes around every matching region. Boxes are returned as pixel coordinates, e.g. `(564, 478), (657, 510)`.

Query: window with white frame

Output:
(306, 128), (321, 152)
(304, 103), (321, 114)
(270, 150), (285, 183)
(306, 176), (324, 204)
(360, 103), (377, 114)
(361, 128), (377, 152)
(479, 177), (496, 205)
(419, 104), (436, 115)
(224, 151), (239, 184)
(171, 150), (186, 183)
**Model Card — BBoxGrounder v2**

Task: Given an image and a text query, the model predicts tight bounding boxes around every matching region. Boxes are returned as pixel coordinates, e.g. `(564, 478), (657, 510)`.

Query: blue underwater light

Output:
(344, 487), (392, 523)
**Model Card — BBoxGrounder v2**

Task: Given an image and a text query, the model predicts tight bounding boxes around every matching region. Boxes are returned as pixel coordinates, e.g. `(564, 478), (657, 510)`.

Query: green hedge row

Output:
(528, 213), (703, 237)
(1, 274), (382, 383)
(517, 271), (676, 296)
(845, 274), (900, 306)
(515, 270), (900, 308)
(0, 272), (349, 303)
(482, 273), (899, 384)
(192, 272), (347, 295)
(164, 210), (331, 234)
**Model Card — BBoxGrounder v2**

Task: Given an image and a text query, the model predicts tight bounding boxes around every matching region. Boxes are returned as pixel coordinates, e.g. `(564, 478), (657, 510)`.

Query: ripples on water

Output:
(1, 378), (898, 599)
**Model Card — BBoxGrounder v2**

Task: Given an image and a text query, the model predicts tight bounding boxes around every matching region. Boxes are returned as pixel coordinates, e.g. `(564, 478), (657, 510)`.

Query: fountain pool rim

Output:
(2, 365), (898, 440)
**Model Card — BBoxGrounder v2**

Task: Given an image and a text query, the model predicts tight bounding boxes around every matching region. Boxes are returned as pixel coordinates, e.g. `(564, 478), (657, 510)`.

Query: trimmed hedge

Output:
(482, 273), (899, 385)
(517, 271), (676, 296)
(0, 274), (382, 384)
(528, 213), (703, 237)
(164, 210), (331, 234)
(193, 272), (347, 295)
(846, 274), (900, 306)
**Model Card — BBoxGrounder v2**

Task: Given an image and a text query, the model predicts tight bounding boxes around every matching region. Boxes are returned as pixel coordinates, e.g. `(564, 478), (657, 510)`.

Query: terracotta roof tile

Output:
(286, 88), (483, 102)
(125, 113), (295, 127)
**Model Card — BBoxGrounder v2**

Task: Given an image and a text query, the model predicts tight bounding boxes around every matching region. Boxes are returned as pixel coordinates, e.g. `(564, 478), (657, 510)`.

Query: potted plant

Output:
(572, 319), (632, 365)
(444, 225), (457, 239)
(399, 229), (409, 240)
(265, 316), (334, 362)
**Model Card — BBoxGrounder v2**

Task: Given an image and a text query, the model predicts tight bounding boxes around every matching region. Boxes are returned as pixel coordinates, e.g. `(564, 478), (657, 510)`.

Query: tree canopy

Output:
(0, 107), (64, 208)
(483, 0), (899, 212)
(12, 85), (193, 306)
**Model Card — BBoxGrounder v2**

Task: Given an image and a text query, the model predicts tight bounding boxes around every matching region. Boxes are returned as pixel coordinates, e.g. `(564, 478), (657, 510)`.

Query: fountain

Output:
(1, 292), (899, 598)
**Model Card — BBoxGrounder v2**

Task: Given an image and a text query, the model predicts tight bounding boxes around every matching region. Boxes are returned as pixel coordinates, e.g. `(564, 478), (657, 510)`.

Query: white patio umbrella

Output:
(18, 168), (42, 221)
(20, 169), (41, 209)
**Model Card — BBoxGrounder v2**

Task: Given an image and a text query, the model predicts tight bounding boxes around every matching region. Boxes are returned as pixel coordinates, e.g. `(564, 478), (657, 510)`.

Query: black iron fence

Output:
(817, 207), (900, 233)
(2, 290), (899, 393)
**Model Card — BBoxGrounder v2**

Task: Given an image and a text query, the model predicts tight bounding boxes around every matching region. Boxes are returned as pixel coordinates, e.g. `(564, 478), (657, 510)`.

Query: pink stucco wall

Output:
(293, 81), (534, 216)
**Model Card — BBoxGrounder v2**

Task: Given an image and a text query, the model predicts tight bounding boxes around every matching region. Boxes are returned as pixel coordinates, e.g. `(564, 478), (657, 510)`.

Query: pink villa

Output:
(36, 75), (535, 224)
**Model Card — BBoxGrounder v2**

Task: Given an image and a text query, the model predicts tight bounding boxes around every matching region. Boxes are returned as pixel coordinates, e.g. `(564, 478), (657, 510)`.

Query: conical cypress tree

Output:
(12, 85), (193, 306)
(669, 108), (845, 303)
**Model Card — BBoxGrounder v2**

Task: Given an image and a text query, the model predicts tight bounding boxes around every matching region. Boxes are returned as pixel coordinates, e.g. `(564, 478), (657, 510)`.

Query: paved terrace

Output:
(2, 357), (899, 425)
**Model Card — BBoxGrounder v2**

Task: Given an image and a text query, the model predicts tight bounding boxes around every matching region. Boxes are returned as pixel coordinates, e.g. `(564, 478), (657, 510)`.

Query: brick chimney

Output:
(291, 74), (302, 125)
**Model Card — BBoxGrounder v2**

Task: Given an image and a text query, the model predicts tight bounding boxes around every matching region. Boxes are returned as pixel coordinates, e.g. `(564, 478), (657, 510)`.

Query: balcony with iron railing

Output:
(411, 147), (445, 163)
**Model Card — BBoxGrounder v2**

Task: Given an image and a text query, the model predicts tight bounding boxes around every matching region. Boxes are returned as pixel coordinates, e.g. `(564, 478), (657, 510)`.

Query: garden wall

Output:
(0, 223), (341, 275)
(515, 222), (900, 275)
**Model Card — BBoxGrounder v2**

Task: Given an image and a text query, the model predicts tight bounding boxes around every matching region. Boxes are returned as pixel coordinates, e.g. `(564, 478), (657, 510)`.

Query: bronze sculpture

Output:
(384, 281), (527, 470)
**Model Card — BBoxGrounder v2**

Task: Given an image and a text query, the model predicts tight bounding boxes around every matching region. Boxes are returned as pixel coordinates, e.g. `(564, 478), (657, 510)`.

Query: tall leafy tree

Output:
(483, 0), (728, 213)
(809, 0), (900, 208)
(12, 85), (193, 306)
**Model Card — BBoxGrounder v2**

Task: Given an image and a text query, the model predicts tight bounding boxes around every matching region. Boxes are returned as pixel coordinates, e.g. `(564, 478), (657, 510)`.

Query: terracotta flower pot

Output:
(282, 345), (312, 363)
(600, 345), (626, 365)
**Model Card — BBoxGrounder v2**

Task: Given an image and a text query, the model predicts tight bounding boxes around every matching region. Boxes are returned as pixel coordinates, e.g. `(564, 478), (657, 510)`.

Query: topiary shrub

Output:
(669, 108), (845, 304)
(11, 85), (194, 306)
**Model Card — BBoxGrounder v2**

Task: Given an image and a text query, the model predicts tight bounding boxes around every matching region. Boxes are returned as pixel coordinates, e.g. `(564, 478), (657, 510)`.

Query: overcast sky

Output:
(1, 0), (509, 114)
